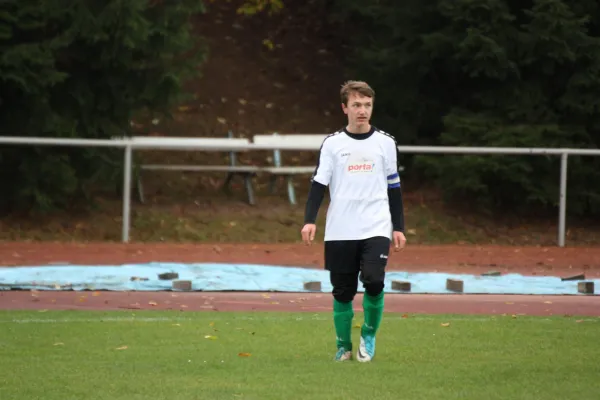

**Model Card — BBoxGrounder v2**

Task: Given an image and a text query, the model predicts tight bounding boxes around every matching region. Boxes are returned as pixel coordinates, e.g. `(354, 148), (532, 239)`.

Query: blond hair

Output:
(340, 80), (375, 105)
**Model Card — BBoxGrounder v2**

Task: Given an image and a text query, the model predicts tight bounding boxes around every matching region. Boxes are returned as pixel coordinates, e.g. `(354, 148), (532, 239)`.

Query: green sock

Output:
(333, 299), (354, 350)
(362, 291), (384, 336)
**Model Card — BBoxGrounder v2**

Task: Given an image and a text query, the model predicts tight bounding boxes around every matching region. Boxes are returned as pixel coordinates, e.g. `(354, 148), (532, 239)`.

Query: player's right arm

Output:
(301, 138), (334, 244)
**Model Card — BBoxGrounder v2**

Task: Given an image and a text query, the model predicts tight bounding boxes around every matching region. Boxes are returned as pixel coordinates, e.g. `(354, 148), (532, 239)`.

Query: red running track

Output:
(1, 291), (599, 317)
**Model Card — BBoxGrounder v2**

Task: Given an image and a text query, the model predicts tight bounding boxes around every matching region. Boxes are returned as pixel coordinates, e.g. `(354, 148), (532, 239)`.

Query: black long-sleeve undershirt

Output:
(303, 181), (405, 232)
(388, 186), (405, 233)
(304, 181), (326, 224)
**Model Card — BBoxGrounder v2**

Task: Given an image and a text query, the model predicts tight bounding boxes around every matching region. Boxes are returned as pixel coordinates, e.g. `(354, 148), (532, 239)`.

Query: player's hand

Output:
(301, 223), (317, 245)
(393, 231), (406, 252)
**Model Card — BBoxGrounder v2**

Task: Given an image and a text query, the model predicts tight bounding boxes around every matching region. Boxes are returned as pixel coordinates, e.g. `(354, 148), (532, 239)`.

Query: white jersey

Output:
(312, 127), (401, 241)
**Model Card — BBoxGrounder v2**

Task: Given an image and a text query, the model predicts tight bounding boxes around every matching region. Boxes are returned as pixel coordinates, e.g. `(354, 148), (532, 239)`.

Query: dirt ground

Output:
(0, 242), (599, 316)
(2, 242), (599, 275)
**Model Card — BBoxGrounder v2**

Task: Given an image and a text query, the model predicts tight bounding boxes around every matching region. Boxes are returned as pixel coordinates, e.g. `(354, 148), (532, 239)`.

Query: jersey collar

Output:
(343, 125), (376, 140)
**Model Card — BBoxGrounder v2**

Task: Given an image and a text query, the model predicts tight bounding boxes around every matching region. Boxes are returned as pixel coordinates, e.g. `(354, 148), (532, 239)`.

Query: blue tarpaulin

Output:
(0, 263), (596, 295)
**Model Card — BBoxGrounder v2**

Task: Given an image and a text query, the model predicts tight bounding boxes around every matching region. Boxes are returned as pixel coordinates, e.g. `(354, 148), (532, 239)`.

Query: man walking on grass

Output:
(301, 80), (407, 362)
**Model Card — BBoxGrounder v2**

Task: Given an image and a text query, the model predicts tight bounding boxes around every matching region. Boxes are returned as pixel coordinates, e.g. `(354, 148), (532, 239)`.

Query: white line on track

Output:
(0, 315), (597, 324)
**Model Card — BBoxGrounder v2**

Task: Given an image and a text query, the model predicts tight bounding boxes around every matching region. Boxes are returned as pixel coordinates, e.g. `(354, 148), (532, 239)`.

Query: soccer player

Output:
(301, 80), (407, 362)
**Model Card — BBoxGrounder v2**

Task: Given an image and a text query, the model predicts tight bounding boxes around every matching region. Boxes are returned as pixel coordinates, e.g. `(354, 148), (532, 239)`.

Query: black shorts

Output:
(324, 236), (391, 274)
(324, 236), (391, 299)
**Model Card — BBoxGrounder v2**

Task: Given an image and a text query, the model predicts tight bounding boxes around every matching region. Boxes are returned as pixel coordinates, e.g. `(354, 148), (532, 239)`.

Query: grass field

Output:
(1, 310), (599, 399)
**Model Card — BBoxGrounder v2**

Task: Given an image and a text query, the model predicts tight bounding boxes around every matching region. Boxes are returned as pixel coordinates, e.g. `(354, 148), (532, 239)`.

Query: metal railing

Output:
(1, 136), (599, 246)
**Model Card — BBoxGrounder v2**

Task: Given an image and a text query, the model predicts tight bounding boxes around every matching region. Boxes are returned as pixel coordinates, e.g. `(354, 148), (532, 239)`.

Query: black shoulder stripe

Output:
(376, 129), (402, 173)
(376, 129), (398, 145)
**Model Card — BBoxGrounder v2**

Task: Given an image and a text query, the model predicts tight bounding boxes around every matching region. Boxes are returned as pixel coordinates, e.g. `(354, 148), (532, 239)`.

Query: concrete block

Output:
(159, 272), (179, 280)
(577, 281), (594, 294)
(391, 280), (411, 292)
(481, 270), (501, 277)
(561, 273), (585, 281)
(303, 281), (321, 291)
(446, 278), (464, 293)
(172, 280), (192, 291)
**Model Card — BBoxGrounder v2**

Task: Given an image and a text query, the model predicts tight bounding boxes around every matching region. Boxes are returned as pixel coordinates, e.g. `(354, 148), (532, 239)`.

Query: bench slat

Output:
(141, 164), (260, 173)
(252, 134), (327, 150)
(131, 136), (252, 151)
(261, 166), (316, 174)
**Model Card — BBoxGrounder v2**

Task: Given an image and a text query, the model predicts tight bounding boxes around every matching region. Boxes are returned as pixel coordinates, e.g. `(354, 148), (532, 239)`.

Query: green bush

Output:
(0, 0), (207, 213)
(414, 111), (600, 216)
(330, 0), (600, 216)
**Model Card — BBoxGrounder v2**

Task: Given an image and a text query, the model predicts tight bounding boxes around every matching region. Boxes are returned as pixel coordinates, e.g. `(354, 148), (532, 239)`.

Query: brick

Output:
(446, 278), (464, 293)
(172, 280), (192, 291)
(481, 270), (501, 277)
(561, 273), (585, 281)
(391, 280), (411, 292)
(158, 272), (179, 280)
(577, 281), (594, 295)
(303, 281), (321, 292)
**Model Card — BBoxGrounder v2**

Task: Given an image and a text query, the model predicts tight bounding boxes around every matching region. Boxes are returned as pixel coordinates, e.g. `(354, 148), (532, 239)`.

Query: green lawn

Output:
(0, 310), (599, 399)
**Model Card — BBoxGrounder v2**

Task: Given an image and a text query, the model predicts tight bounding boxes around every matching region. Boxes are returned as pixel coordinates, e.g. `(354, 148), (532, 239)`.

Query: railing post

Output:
(558, 152), (568, 247)
(122, 144), (133, 243)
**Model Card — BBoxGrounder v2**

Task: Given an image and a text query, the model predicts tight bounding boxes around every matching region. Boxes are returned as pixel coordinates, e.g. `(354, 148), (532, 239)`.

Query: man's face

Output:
(342, 91), (373, 128)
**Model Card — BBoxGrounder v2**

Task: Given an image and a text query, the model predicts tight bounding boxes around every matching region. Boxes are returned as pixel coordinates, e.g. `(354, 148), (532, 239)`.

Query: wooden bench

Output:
(252, 134), (326, 205)
(133, 134), (260, 205)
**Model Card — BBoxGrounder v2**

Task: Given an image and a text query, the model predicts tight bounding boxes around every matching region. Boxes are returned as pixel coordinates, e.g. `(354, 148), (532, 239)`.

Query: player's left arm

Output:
(385, 138), (407, 250)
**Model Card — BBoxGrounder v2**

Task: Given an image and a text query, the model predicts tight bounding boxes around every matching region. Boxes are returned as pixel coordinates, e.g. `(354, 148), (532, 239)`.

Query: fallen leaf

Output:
(261, 294), (271, 299)
(178, 105), (190, 112)
(38, 309), (48, 313)
(180, 305), (188, 308)
(576, 320), (584, 323)
(149, 301), (158, 306)
(262, 39), (274, 50)
(217, 117), (227, 124)
(173, 324), (181, 327)
(238, 352), (251, 357)
(544, 301), (552, 304)
(116, 346), (128, 350)
(270, 301), (280, 305)
(505, 302), (514, 305)
(401, 314), (409, 318)
(441, 322), (450, 327)
(511, 314), (517, 319)
(209, 322), (215, 327)
(238, 99), (247, 105)
(204, 335), (217, 340)
(53, 342), (64, 346)
(353, 323), (361, 329)
(93, 292), (101, 297)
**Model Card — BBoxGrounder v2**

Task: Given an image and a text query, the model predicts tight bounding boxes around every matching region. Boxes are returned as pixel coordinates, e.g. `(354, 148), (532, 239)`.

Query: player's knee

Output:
(361, 267), (385, 296)
(364, 282), (384, 297)
(332, 286), (357, 303)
